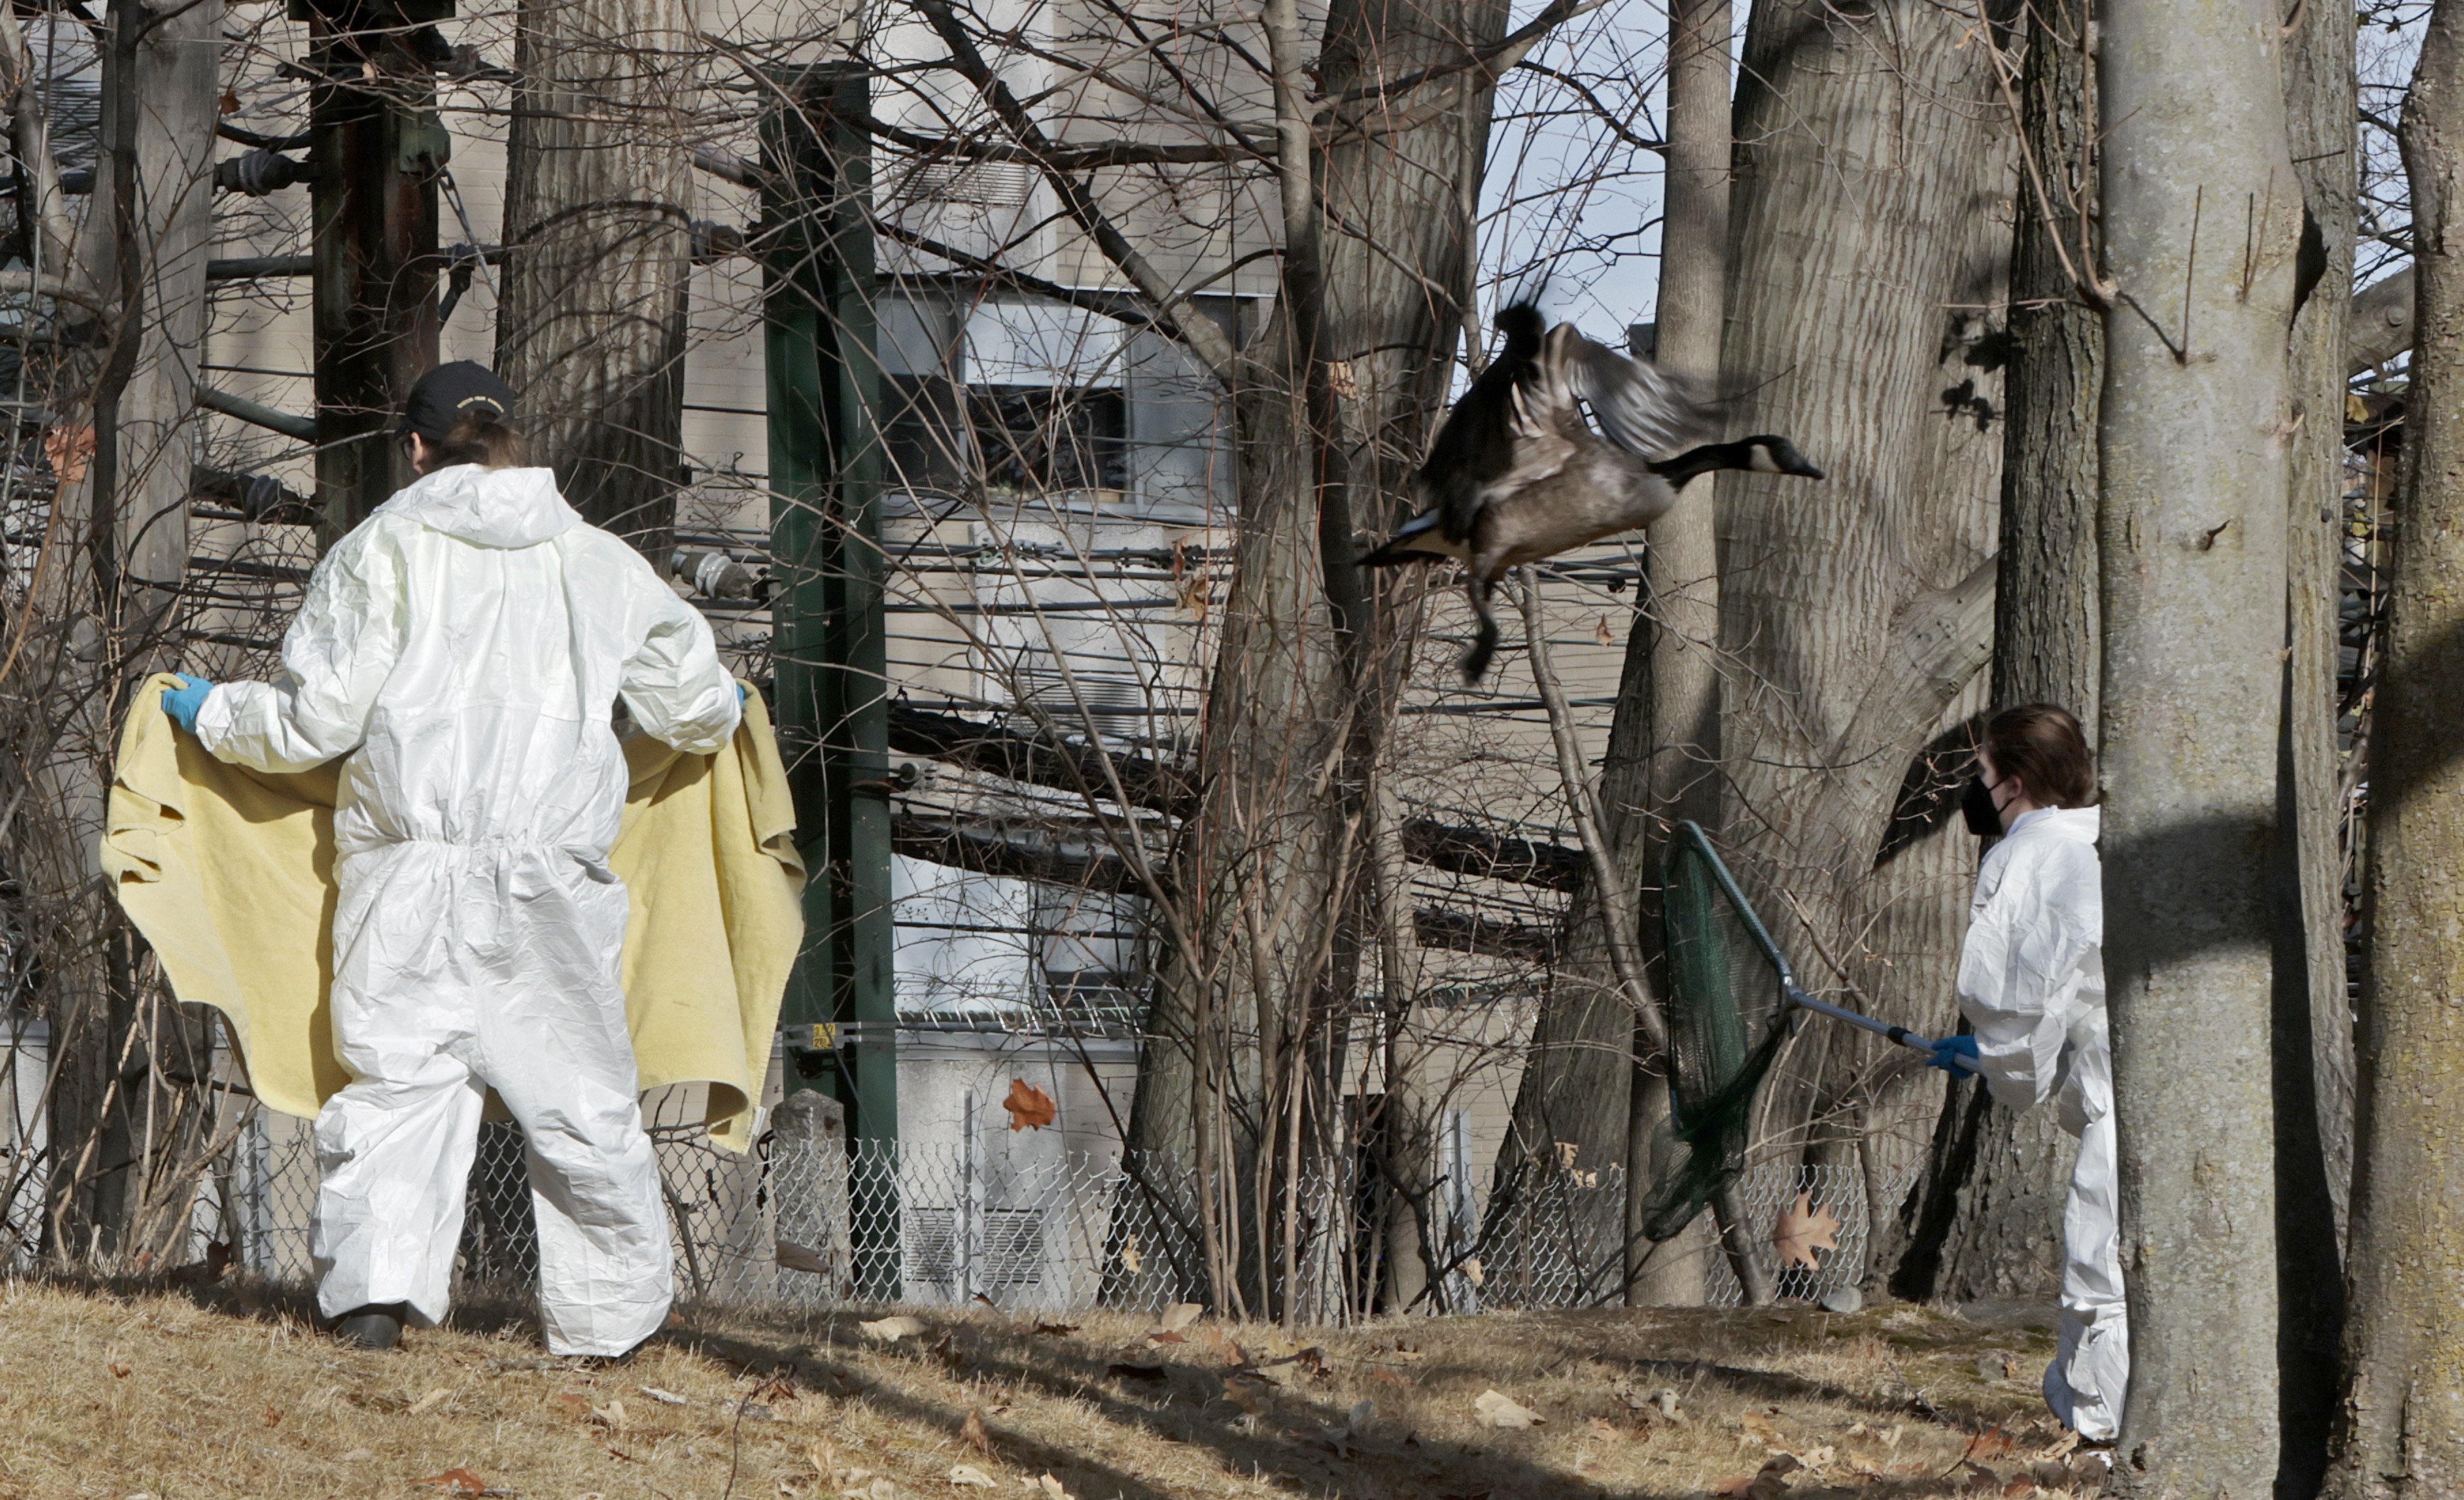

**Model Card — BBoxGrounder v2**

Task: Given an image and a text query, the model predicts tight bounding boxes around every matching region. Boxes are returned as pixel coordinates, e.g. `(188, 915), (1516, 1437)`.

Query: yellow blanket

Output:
(102, 673), (803, 1153)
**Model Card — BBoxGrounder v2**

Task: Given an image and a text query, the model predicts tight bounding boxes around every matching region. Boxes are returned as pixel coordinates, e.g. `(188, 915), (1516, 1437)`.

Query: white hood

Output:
(2011, 804), (2100, 845)
(380, 464), (579, 549)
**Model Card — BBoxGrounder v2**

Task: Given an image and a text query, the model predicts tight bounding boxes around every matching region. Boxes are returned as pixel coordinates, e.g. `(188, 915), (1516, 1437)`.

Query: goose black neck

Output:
(1648, 440), (1760, 488)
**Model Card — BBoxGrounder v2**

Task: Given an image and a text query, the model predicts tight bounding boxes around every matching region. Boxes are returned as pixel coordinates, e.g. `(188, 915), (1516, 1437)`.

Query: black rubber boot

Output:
(333, 1303), (408, 1350)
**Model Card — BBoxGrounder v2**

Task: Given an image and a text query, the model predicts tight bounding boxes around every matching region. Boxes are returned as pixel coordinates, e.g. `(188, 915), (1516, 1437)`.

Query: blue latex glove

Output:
(161, 674), (213, 735)
(738, 683), (748, 705)
(1925, 1033), (1980, 1078)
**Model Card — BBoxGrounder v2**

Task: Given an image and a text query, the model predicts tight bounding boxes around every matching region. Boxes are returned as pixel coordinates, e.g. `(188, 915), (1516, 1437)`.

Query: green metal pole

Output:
(763, 63), (897, 1297)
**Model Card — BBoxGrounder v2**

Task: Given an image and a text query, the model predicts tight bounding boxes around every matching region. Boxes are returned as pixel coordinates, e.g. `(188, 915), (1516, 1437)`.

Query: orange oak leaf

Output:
(1003, 1079), (1057, 1132)
(1771, 1191), (1841, 1271)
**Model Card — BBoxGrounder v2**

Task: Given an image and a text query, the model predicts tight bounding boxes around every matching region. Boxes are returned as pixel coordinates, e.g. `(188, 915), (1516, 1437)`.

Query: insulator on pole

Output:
(671, 548), (769, 601)
(214, 148), (314, 196)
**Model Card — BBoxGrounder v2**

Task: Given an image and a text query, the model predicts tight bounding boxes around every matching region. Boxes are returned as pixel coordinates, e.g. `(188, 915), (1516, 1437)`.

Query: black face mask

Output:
(1961, 774), (2002, 838)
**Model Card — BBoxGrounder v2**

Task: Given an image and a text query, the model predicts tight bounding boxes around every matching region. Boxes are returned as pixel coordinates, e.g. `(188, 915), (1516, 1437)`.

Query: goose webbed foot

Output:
(1460, 615), (1501, 683)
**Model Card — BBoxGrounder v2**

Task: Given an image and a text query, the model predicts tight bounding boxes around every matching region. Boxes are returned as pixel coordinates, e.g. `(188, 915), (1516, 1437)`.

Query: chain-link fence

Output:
(206, 1087), (1902, 1316)
(1461, 1160), (1902, 1310)
(213, 1089), (1208, 1314)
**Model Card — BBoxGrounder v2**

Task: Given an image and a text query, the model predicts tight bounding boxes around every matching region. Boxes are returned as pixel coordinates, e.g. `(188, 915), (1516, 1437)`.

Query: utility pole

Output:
(298, 0), (447, 534)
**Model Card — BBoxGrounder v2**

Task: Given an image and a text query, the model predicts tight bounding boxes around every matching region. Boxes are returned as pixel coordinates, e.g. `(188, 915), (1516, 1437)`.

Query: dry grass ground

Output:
(0, 1276), (2106, 1500)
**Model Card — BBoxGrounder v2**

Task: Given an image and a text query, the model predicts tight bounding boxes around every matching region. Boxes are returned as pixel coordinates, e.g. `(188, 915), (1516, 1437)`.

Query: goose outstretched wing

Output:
(1555, 330), (1718, 459)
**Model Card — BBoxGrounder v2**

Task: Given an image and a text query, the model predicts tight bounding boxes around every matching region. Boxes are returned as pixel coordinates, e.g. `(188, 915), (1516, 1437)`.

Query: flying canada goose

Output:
(1361, 303), (1826, 682)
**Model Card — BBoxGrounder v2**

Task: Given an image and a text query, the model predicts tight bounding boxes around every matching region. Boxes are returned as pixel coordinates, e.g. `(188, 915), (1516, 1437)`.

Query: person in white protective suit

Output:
(1925, 703), (2123, 1442)
(157, 362), (742, 1356)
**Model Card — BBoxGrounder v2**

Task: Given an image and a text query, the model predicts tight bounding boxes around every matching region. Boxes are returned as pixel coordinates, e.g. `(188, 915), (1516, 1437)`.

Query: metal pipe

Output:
(1784, 983), (1937, 1054)
(195, 385), (317, 443)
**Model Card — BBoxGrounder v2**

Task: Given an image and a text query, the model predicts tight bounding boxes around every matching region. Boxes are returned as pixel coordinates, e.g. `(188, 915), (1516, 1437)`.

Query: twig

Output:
(1518, 572), (1667, 1055)
(2181, 184), (2203, 360)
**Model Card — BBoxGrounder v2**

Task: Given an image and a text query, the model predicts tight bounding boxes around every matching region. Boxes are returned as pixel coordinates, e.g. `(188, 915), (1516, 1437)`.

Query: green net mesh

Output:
(1639, 822), (1799, 1242)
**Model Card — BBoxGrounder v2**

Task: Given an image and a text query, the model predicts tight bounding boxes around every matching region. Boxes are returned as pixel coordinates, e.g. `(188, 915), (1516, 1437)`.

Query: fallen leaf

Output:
(1034, 1323), (1078, 1336)
(951, 1467), (996, 1489)
(2031, 1432), (2081, 1463)
(1596, 616), (1616, 648)
(962, 1408), (992, 1454)
(1586, 1416), (1631, 1442)
(1117, 1237), (1143, 1273)
(778, 1240), (833, 1275)
(1473, 1389), (1544, 1428)
(811, 1440), (842, 1481)
(1002, 1079), (1057, 1131)
(339, 1449), (374, 1463)
(1157, 1302), (1203, 1331)
(555, 1393), (591, 1419)
(409, 1386), (453, 1415)
(1748, 1454), (1805, 1500)
(261, 1404), (283, 1427)
(1369, 1369), (1412, 1388)
(1037, 1476), (1072, 1500)
(870, 1480), (898, 1500)
(640, 1386), (688, 1406)
(1963, 1427), (2018, 1461)
(592, 1398), (629, 1428)
(218, 90), (239, 114)
(1771, 1191), (1843, 1271)
(1146, 1331), (1185, 1346)
(417, 1471), (488, 1497)
(861, 1316), (927, 1342)
(107, 1363), (131, 1379)
(1460, 1257), (1486, 1287)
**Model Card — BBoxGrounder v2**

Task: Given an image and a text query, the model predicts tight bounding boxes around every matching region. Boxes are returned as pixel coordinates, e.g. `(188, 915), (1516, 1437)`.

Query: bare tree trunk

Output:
(2275, 1), (2357, 1490)
(1706, 0), (2006, 1201)
(1124, 0), (1507, 1319)
(2096, 0), (2296, 1488)
(1892, 0), (2094, 1310)
(1616, 0), (1728, 1309)
(26, 0), (217, 1263)
(497, 0), (691, 551)
(2321, 5), (2464, 1492)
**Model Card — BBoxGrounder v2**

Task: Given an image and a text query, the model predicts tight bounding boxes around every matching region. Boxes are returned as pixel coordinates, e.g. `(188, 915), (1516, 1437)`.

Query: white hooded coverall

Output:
(1956, 804), (2124, 1441)
(191, 464), (742, 1356)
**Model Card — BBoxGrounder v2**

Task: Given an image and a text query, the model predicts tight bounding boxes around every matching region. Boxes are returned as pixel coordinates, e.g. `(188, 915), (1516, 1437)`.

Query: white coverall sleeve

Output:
(621, 578), (740, 754)
(194, 523), (409, 773)
(1957, 842), (2100, 1115)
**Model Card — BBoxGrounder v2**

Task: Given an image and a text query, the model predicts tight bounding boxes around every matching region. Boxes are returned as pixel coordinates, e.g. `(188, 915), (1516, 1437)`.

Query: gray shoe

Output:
(334, 1304), (407, 1350)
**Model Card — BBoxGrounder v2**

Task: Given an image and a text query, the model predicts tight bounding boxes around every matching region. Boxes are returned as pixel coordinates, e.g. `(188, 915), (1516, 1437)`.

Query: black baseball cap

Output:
(398, 361), (519, 443)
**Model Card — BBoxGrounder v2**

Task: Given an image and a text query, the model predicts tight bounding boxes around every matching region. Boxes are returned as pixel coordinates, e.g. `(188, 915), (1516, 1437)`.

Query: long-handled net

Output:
(1637, 822), (1804, 1242)
(1639, 822), (1942, 1244)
